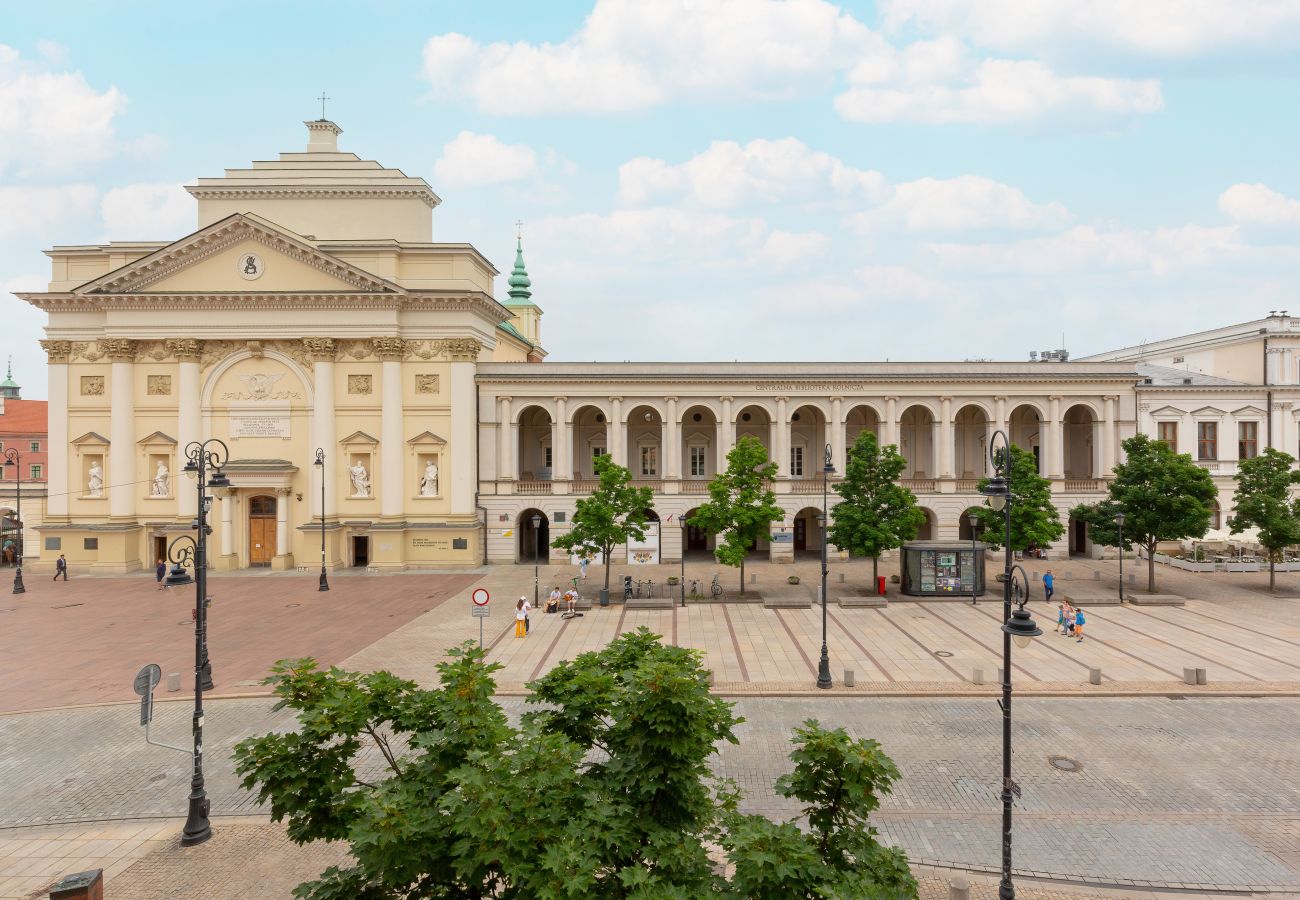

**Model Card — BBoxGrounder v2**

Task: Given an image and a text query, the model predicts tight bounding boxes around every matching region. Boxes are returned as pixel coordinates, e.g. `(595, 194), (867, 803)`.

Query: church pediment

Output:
(74, 213), (400, 296)
(407, 431), (447, 446)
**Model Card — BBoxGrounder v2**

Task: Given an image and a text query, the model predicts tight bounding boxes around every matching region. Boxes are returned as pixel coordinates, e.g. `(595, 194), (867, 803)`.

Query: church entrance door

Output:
(249, 495), (277, 567)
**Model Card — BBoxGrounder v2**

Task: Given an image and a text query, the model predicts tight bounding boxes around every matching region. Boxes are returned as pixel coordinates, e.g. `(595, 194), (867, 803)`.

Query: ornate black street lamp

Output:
(816, 442), (834, 690)
(169, 438), (229, 848)
(1115, 511), (1125, 603)
(980, 430), (1042, 899)
(967, 512), (981, 606)
(531, 513), (541, 608)
(313, 449), (329, 591)
(3, 448), (24, 594)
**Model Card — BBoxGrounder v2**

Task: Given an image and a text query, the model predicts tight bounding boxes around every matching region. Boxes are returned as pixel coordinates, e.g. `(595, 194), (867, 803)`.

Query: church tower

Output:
(502, 231), (543, 349)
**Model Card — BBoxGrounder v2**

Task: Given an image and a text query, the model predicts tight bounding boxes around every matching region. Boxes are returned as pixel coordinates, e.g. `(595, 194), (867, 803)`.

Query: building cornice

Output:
(186, 185), (440, 209)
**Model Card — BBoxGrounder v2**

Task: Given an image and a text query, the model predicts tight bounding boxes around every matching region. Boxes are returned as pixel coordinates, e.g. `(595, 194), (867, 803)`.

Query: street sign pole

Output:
(470, 588), (491, 650)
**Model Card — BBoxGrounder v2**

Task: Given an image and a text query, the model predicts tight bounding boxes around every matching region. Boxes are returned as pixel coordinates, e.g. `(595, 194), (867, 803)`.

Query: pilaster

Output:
(106, 339), (136, 521)
(40, 341), (71, 518)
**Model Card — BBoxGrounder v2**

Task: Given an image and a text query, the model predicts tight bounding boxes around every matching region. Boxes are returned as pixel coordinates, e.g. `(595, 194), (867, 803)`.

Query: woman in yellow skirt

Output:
(515, 596), (530, 637)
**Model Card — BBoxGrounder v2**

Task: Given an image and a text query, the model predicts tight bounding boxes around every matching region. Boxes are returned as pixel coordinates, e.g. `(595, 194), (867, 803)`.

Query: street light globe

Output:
(989, 494), (1007, 512)
(1012, 633), (1033, 649)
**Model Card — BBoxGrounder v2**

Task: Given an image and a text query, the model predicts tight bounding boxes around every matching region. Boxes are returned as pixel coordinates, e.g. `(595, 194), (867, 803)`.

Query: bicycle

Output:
(710, 573), (723, 599)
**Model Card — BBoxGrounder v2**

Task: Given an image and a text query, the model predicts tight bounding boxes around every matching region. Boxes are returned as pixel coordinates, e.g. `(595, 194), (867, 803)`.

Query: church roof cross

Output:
(317, 92), (330, 121)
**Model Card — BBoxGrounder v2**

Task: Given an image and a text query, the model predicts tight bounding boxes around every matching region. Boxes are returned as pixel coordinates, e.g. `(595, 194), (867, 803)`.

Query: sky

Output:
(4, 0), (1300, 400)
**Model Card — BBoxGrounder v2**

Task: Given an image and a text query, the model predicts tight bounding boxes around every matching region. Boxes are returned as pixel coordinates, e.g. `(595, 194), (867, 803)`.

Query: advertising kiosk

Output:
(900, 540), (987, 598)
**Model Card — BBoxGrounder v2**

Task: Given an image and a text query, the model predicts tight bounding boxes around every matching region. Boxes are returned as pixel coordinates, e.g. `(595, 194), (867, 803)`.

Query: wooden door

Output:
(249, 496), (276, 566)
(794, 518), (807, 552)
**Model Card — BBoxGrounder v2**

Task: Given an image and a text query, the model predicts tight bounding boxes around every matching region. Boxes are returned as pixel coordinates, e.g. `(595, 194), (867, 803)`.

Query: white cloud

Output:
(535, 207), (767, 265)
(856, 264), (955, 301)
(0, 45), (127, 174)
(854, 175), (1071, 232)
(0, 185), (98, 238)
(757, 230), (830, 269)
(422, 0), (881, 114)
(433, 131), (538, 188)
(619, 138), (885, 208)
(100, 183), (193, 239)
(3, 274), (51, 401)
(836, 54), (1161, 125)
(881, 0), (1300, 58)
(930, 223), (1242, 275)
(1218, 183), (1300, 226)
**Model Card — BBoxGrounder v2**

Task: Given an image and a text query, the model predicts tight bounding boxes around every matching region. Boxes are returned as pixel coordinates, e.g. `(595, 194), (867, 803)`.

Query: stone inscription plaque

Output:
(230, 413), (291, 439)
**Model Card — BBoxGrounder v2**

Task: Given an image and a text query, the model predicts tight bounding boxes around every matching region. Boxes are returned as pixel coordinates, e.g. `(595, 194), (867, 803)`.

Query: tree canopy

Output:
(688, 435), (783, 594)
(1070, 433), (1218, 593)
(1228, 447), (1300, 591)
(233, 631), (917, 899)
(829, 432), (926, 581)
(968, 444), (1064, 553)
(550, 453), (654, 594)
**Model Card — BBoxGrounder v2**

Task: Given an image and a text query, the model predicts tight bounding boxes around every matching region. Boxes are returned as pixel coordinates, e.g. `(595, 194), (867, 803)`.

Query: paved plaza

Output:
(3, 556), (1300, 897)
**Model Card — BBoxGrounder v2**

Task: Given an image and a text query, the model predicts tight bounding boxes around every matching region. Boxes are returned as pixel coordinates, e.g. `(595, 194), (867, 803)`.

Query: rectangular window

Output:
(84, 538), (99, 550)
(44, 537), (61, 551)
(544, 446), (552, 468)
(1157, 421), (1177, 452)
(689, 446), (706, 477)
(592, 446), (605, 460)
(790, 445), (804, 477)
(29, 465), (41, 480)
(29, 441), (39, 452)
(1197, 421), (1218, 460)
(1238, 421), (1259, 460)
(640, 445), (658, 477)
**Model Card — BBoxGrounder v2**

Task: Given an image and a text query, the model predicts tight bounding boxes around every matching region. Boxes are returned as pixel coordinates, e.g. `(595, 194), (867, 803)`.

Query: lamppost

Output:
(816, 442), (834, 690)
(2, 448), (24, 594)
(679, 520), (687, 607)
(169, 437), (229, 848)
(980, 430), (1042, 900)
(967, 512), (981, 606)
(313, 449), (329, 591)
(531, 513), (541, 608)
(1115, 511), (1125, 604)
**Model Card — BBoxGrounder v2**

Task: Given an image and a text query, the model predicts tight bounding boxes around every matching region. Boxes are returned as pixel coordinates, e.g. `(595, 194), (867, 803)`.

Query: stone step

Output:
(1127, 593), (1187, 606)
(763, 596), (812, 608)
(837, 596), (887, 608)
(625, 597), (674, 609)
(1058, 588), (1123, 606)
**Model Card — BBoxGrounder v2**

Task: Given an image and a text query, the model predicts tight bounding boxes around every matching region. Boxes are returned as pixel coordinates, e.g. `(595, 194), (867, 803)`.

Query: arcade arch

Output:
(517, 406), (552, 481)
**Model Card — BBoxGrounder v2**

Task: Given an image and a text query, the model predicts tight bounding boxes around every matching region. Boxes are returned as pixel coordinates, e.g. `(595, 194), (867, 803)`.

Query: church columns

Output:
(665, 397), (679, 479)
(884, 397), (898, 447)
(499, 397), (515, 480)
(219, 488), (234, 559)
(40, 341), (71, 518)
(830, 397), (845, 474)
(169, 340), (203, 518)
(376, 339), (405, 517)
(1046, 395), (1064, 479)
(775, 396), (788, 477)
(719, 396), (734, 470)
(938, 396), (954, 479)
(275, 488), (291, 556)
(1102, 396), (1117, 476)
(447, 340), (480, 511)
(305, 339), (336, 516)
(610, 396), (625, 467)
(105, 340), (136, 519)
(552, 396), (570, 481)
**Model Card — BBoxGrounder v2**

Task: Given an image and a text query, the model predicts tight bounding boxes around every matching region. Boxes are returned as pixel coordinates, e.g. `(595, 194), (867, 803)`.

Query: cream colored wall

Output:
(198, 197), (433, 243)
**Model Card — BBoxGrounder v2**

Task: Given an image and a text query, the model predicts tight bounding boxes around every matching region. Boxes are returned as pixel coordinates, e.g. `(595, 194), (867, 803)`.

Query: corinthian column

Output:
(167, 339), (203, 517)
(103, 339), (136, 520)
(40, 341), (71, 518)
(446, 338), (481, 513)
(373, 338), (407, 518)
(303, 338), (337, 518)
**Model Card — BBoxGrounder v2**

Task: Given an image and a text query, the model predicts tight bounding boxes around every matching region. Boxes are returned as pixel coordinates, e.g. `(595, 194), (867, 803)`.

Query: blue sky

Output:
(5, 0), (1300, 399)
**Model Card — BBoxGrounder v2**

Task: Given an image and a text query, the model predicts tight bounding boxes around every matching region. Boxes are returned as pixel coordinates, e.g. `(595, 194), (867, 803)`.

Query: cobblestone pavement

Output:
(2, 696), (1297, 891)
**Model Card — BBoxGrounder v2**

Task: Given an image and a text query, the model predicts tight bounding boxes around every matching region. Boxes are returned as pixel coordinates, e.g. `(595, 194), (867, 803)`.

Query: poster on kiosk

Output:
(626, 520), (660, 565)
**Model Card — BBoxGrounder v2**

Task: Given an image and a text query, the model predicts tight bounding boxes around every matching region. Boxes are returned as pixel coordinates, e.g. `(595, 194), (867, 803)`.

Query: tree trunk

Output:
(603, 546), (612, 594)
(1147, 539), (1156, 593)
(739, 557), (745, 596)
(1270, 557), (1276, 592)
(872, 556), (878, 582)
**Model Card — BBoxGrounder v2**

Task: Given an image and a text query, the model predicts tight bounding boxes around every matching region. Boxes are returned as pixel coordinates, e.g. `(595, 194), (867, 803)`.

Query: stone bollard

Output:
(50, 870), (103, 900)
(1128, 573), (1136, 585)
(1196, 668), (1207, 685)
(706, 670), (715, 687)
(750, 573), (757, 584)
(1183, 667), (1197, 686)
(949, 876), (971, 900)
(839, 572), (845, 582)
(166, 672), (181, 692)
(972, 668), (984, 684)
(1032, 571), (1039, 581)
(1065, 571), (1073, 579)
(844, 669), (855, 687)
(1093, 570), (1101, 580)
(1089, 667), (1102, 685)
(996, 667), (1006, 683)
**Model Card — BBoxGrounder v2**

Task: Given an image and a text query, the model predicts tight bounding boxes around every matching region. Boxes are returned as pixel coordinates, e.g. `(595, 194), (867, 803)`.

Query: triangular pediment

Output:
(71, 431), (110, 446)
(1231, 405), (1267, 417)
(137, 431), (177, 445)
(75, 214), (401, 296)
(1191, 406), (1226, 416)
(340, 430), (379, 446)
(1148, 405), (1185, 418)
(407, 431), (447, 445)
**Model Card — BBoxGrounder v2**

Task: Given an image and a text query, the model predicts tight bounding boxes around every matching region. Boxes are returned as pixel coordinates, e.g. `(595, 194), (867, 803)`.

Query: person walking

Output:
(53, 554), (68, 581)
(578, 554), (590, 582)
(1054, 604), (1065, 633)
(515, 597), (528, 638)
(156, 558), (167, 590)
(1063, 605), (1075, 638)
(1043, 569), (1055, 604)
(1074, 607), (1086, 643)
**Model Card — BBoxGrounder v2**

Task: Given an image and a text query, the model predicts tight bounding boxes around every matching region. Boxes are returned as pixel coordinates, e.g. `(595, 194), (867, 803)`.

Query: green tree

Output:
(968, 444), (1065, 552)
(688, 435), (783, 594)
(829, 432), (926, 583)
(550, 453), (654, 598)
(1070, 433), (1218, 593)
(234, 631), (917, 899)
(1228, 447), (1300, 592)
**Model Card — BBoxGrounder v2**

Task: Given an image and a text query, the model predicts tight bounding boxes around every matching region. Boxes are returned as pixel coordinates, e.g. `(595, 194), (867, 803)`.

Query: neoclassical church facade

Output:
(17, 122), (1300, 572)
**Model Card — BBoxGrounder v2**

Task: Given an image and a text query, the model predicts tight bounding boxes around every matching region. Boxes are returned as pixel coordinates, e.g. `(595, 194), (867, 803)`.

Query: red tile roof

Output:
(0, 400), (48, 436)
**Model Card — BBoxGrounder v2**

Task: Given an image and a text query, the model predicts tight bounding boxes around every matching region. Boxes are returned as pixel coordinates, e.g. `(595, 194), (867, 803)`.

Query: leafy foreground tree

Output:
(1229, 447), (1300, 592)
(829, 432), (926, 583)
(968, 444), (1064, 552)
(1071, 434), (1218, 593)
(550, 453), (654, 600)
(688, 435), (783, 594)
(234, 630), (917, 899)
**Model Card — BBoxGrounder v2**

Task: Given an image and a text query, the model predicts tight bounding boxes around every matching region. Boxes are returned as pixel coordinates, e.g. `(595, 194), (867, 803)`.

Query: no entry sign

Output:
(471, 588), (490, 606)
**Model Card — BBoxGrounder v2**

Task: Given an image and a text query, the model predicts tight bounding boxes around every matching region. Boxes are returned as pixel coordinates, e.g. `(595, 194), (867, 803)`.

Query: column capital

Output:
(444, 337), (482, 361)
(498, 395), (512, 404)
(774, 395), (788, 403)
(885, 395), (899, 403)
(609, 395), (624, 403)
(372, 337), (408, 361)
(302, 337), (336, 362)
(553, 395), (568, 403)
(39, 339), (72, 363)
(719, 395), (733, 402)
(664, 395), (679, 402)
(165, 338), (202, 362)
(276, 487), (293, 497)
(101, 338), (136, 361)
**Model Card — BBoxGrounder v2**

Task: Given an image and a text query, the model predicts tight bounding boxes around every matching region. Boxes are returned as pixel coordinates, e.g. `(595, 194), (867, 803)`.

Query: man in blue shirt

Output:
(1043, 569), (1054, 603)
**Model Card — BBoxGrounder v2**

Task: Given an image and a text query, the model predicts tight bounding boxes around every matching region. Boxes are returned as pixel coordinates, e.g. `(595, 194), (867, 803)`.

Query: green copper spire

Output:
(507, 230), (532, 305)
(0, 356), (18, 399)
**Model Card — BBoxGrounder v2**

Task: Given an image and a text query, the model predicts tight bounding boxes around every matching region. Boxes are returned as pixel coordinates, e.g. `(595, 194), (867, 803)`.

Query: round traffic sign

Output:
(471, 588), (490, 606)
(133, 663), (162, 697)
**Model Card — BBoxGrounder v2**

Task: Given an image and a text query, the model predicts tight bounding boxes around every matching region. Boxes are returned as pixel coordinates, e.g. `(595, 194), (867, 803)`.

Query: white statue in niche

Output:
(151, 462), (170, 496)
(349, 460), (371, 497)
(87, 461), (104, 497)
(419, 460), (439, 497)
